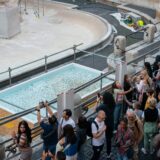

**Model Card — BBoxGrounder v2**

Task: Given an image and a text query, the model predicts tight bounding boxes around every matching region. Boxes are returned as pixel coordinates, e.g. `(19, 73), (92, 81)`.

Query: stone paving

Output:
(8, 135), (157, 160)
(125, 4), (156, 18)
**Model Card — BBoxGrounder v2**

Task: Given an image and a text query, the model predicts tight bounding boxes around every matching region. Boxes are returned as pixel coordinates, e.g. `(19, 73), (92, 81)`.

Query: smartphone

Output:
(39, 101), (45, 108)
(97, 93), (100, 98)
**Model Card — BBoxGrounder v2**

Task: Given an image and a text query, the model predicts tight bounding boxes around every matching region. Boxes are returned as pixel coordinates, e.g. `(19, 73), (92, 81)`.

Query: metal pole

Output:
(144, 55), (146, 63)
(19, 0), (22, 15)
(73, 45), (76, 63)
(100, 73), (103, 91)
(8, 67), (12, 85)
(38, 0), (39, 18)
(0, 137), (5, 160)
(44, 55), (48, 72)
(24, 0), (27, 14)
(42, 0), (44, 16)
(92, 52), (95, 68)
(46, 108), (48, 118)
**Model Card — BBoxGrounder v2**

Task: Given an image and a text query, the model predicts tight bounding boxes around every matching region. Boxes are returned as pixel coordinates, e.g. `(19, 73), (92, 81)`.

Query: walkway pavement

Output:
(125, 4), (156, 18)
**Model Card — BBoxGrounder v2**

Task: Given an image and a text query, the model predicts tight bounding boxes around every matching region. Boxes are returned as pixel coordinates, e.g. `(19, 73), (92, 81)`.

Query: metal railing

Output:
(1, 43), (160, 127)
(2, 83), (113, 160)
(0, 44), (159, 160)
(0, 43), (83, 86)
(0, 69), (115, 127)
(0, 24), (160, 159)
(0, 42), (159, 128)
(1, 83), (113, 159)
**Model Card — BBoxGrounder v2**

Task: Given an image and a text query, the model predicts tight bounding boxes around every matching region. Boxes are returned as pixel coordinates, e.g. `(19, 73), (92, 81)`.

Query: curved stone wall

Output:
(0, 0), (113, 79)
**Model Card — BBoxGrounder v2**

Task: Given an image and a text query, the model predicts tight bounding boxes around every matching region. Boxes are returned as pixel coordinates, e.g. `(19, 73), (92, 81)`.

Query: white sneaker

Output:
(113, 130), (117, 134)
(141, 148), (147, 154)
(150, 149), (155, 154)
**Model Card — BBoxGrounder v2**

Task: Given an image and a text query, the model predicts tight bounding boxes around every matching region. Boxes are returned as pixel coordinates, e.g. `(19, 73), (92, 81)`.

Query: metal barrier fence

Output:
(0, 43), (83, 85)
(0, 43), (160, 127)
(2, 83), (113, 160)
(0, 25), (160, 160)
(1, 21), (160, 86)
(1, 82), (113, 159)
(0, 69), (115, 126)
(0, 42), (159, 137)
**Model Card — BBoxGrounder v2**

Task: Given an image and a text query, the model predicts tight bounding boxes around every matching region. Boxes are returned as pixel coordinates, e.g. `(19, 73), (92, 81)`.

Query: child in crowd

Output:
(133, 101), (143, 120)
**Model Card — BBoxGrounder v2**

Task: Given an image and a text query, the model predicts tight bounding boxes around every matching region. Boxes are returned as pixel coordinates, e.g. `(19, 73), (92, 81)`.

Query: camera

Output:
(39, 101), (45, 108)
(97, 93), (100, 98)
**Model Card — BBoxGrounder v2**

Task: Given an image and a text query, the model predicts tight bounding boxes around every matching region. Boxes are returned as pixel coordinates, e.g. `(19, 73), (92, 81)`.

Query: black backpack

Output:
(86, 117), (99, 138)
(41, 123), (58, 145)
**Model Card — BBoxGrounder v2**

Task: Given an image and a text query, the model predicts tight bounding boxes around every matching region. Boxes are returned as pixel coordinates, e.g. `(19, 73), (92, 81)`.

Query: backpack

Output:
(41, 123), (58, 145)
(86, 117), (99, 138)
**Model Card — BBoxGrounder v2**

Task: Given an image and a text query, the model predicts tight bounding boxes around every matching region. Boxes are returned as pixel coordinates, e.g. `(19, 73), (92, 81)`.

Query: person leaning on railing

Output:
(36, 101), (58, 160)
(11, 120), (32, 160)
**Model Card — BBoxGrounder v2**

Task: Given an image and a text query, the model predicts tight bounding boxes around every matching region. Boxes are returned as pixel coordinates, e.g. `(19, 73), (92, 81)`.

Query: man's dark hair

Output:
(56, 151), (66, 160)
(48, 115), (57, 125)
(63, 109), (72, 117)
(77, 116), (88, 129)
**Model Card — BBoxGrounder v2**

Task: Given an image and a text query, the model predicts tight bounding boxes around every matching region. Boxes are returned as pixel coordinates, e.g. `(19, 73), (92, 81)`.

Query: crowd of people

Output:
(11, 56), (160, 160)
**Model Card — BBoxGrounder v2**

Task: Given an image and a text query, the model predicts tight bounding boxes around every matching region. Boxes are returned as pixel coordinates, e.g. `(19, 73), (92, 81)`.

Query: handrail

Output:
(127, 45), (160, 65)
(0, 73), (114, 126)
(4, 106), (98, 160)
(0, 100), (57, 125)
(0, 70), (9, 75)
(11, 57), (45, 70)
(0, 83), (113, 147)
(0, 40), (159, 153)
(0, 56), (155, 157)
(0, 99), (24, 112)
(0, 100), (57, 122)
(47, 43), (83, 58)
(74, 70), (115, 93)
(1, 43), (160, 125)
(76, 48), (126, 63)
(0, 43), (83, 84)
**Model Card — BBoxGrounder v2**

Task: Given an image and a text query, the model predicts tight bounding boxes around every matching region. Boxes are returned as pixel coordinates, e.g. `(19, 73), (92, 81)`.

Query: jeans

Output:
(117, 153), (128, 160)
(105, 128), (113, 155)
(91, 144), (104, 160)
(114, 103), (123, 130)
(78, 142), (86, 160)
